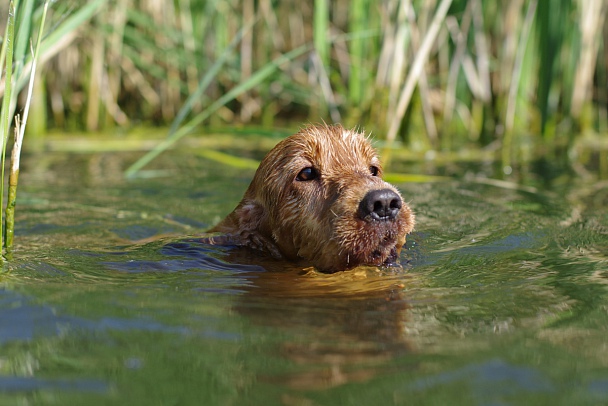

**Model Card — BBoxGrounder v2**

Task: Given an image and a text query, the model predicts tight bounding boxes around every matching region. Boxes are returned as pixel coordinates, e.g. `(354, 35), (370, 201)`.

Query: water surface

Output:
(1, 144), (608, 405)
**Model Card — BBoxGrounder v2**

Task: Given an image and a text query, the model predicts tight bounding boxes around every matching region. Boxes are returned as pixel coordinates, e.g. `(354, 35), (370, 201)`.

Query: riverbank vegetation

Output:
(1, 0), (607, 171)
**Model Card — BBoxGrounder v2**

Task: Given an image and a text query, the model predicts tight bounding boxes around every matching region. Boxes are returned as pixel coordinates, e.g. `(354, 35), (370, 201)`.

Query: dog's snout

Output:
(358, 189), (402, 221)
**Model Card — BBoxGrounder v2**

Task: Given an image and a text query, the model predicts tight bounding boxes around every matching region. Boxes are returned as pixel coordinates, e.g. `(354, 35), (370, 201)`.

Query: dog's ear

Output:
(209, 199), (282, 258)
(233, 200), (265, 232)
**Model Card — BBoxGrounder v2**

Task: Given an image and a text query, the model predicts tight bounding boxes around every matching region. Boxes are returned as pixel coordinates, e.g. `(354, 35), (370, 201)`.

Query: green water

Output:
(1, 145), (608, 405)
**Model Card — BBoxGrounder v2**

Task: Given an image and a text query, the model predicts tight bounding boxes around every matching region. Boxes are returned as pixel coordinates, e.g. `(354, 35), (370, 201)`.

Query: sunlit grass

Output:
(0, 0), (98, 260)
(2, 0), (607, 175)
(0, 0), (17, 261)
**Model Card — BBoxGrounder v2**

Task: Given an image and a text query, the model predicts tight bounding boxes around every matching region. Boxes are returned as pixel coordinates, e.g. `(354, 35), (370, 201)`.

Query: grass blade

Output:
(5, 0), (50, 254)
(0, 1), (17, 257)
(386, 0), (453, 144)
(503, 0), (538, 168)
(168, 21), (256, 136)
(125, 43), (311, 178)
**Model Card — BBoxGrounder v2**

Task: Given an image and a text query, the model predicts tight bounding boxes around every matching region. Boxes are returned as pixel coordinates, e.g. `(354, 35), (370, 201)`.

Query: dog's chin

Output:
(312, 243), (402, 274)
(360, 244), (401, 268)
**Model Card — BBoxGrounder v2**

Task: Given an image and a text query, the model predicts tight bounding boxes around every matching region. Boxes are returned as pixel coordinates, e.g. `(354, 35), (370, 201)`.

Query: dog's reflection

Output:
(105, 239), (416, 390)
(216, 245), (416, 390)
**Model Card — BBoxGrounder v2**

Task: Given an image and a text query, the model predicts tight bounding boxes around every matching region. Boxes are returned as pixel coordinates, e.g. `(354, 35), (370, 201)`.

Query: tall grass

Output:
(3, 0), (608, 174)
(0, 0), (104, 259)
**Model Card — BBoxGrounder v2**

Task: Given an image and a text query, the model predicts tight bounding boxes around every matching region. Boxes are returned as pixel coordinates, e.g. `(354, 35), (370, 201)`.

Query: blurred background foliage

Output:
(1, 0), (607, 168)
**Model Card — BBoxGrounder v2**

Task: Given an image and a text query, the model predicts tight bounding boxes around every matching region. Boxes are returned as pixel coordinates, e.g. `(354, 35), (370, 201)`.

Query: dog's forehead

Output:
(292, 127), (378, 165)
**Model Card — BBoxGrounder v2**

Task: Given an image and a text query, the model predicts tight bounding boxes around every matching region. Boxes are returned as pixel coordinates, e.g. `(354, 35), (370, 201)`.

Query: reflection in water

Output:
(234, 269), (414, 390)
(105, 239), (416, 389)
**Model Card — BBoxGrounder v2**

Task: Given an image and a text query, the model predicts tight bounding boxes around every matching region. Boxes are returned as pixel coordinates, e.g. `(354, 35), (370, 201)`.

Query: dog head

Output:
(212, 124), (415, 273)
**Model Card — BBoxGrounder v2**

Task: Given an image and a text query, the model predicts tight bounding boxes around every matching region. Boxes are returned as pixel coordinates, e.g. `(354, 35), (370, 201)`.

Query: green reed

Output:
(0, 0), (18, 260)
(4, 1), (608, 175)
(0, 0), (103, 259)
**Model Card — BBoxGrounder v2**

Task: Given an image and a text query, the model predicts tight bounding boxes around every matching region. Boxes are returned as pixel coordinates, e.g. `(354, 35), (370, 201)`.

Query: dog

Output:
(207, 124), (415, 273)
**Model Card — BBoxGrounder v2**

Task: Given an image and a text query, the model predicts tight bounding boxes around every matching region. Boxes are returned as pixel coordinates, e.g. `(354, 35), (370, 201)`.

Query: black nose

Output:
(358, 189), (402, 221)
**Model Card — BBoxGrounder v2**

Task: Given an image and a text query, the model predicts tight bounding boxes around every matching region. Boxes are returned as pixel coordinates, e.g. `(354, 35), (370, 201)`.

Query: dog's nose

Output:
(358, 189), (402, 221)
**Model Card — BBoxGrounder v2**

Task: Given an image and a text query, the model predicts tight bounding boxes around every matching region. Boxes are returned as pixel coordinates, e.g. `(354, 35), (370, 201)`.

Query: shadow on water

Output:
(0, 148), (607, 404)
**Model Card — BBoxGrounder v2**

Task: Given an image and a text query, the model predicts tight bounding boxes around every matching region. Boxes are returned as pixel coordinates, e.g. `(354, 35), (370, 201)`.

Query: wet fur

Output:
(208, 124), (415, 273)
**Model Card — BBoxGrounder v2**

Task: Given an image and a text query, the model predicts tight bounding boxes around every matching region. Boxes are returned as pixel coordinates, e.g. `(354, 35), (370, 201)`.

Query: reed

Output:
(2, 0), (607, 174)
(0, 0), (100, 259)
(0, 0), (17, 260)
(5, 0), (50, 257)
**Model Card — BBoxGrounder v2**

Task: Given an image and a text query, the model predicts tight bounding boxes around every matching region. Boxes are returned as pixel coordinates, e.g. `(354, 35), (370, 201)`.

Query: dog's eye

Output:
(369, 166), (379, 176)
(296, 167), (318, 181)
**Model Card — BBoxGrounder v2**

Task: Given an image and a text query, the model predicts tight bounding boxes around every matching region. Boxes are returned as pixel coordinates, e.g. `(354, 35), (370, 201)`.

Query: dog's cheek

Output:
(279, 188), (332, 260)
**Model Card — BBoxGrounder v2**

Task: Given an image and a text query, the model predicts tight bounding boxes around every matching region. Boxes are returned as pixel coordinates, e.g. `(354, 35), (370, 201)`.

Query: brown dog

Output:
(208, 124), (415, 273)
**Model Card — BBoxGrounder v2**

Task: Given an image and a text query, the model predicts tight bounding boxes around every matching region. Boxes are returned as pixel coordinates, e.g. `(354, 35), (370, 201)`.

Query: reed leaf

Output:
(125, 43), (311, 178)
(4, 0), (605, 171)
(6, 0), (50, 254)
(503, 0), (537, 168)
(197, 149), (260, 170)
(386, 0), (454, 144)
(169, 21), (256, 136)
(14, 0), (108, 94)
(39, 0), (107, 55)
(0, 0), (17, 257)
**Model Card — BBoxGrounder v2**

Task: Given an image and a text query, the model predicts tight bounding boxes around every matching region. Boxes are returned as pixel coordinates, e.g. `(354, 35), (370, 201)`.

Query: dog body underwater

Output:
(208, 124), (415, 273)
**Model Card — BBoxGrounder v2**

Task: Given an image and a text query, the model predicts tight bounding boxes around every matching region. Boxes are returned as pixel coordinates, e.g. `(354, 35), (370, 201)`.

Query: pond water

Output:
(1, 139), (608, 405)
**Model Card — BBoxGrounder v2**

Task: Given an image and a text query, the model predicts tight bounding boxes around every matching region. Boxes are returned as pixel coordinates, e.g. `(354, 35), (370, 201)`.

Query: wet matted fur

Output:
(207, 124), (415, 273)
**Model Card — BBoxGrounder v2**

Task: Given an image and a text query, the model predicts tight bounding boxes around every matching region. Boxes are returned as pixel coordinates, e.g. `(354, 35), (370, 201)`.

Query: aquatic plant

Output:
(4, 1), (608, 174)
(0, 0), (105, 260)
(0, 1), (21, 260)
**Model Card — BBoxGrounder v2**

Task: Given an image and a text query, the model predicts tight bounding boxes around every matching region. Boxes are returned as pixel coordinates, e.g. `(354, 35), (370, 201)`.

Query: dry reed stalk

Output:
(570, 0), (606, 118)
(332, 33), (351, 82)
(240, 0), (255, 122)
(470, 0), (491, 102)
(106, 1), (129, 127)
(500, 0), (525, 94)
(5, 0), (49, 255)
(120, 56), (161, 108)
(163, 4), (181, 121)
(86, 21), (104, 131)
(386, 0), (453, 144)
(374, 0), (394, 87)
(503, 0), (538, 167)
(443, 7), (472, 134)
(5, 118), (22, 254)
(377, 0), (411, 128)
(178, 0), (200, 94)
(406, 5), (437, 146)
(310, 51), (341, 123)
(286, 2), (306, 48)
(259, 0), (285, 50)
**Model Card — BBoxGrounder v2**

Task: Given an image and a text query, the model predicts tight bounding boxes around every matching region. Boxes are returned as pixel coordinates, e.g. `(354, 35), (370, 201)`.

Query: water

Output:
(1, 144), (608, 405)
